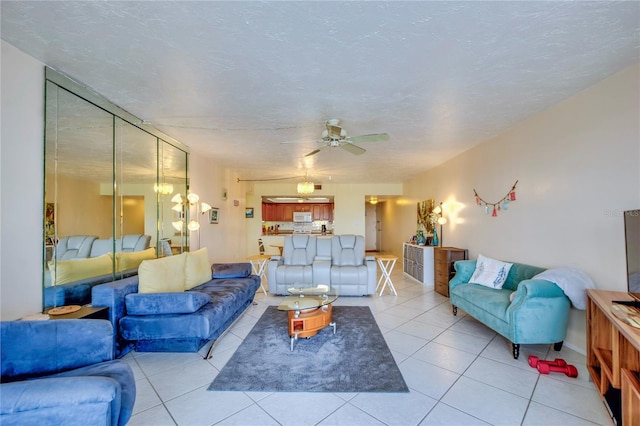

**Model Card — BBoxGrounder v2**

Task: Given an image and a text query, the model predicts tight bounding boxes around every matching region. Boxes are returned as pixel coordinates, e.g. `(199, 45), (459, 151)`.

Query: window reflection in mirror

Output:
(43, 69), (189, 310)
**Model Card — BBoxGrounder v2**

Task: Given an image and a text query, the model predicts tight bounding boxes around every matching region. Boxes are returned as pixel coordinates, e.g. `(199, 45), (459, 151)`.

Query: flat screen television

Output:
(624, 209), (640, 302)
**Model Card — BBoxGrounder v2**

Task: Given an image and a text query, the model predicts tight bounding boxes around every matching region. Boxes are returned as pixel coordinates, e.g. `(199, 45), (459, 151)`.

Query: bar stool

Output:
(375, 254), (398, 296)
(247, 254), (270, 295)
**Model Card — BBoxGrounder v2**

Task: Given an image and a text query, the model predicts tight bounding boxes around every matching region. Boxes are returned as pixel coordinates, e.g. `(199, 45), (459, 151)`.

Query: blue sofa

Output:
(0, 319), (135, 426)
(92, 262), (261, 358)
(449, 259), (570, 359)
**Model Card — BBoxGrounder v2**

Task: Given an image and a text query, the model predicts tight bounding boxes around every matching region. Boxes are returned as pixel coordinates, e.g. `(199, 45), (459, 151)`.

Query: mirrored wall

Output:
(44, 67), (190, 309)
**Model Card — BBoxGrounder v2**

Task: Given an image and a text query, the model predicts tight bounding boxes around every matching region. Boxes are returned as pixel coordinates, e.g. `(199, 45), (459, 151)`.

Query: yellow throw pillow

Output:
(116, 247), (156, 271)
(138, 253), (187, 293)
(51, 253), (114, 285)
(185, 247), (212, 290)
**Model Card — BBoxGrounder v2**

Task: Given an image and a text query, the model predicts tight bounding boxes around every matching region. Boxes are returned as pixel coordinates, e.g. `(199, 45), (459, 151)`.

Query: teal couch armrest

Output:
(507, 279), (570, 344)
(449, 260), (476, 290)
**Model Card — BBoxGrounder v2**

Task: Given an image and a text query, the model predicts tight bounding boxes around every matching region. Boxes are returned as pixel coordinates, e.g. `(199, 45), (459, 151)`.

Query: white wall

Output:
(1, 41), (45, 320)
(188, 154), (248, 263)
(385, 63), (640, 353)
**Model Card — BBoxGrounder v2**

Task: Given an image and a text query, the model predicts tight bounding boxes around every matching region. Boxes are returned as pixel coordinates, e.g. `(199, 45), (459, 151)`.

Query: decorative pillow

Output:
(116, 247), (156, 271)
(185, 248), (212, 290)
(469, 254), (513, 289)
(50, 253), (113, 285)
(212, 262), (251, 279)
(138, 253), (186, 293)
(125, 292), (211, 315)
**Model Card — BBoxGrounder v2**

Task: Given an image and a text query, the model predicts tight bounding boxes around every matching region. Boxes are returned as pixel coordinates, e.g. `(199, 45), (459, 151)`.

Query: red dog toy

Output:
(528, 356), (567, 368)
(536, 362), (579, 377)
(528, 355), (578, 378)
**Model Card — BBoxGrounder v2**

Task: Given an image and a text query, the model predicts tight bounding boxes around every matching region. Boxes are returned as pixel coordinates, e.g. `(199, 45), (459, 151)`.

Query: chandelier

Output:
(297, 181), (314, 194)
(153, 182), (174, 195)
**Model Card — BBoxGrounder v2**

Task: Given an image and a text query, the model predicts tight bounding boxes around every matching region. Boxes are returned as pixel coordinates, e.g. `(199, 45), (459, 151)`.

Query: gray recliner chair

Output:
(267, 234), (377, 296)
(329, 235), (377, 296)
(268, 235), (317, 294)
(118, 234), (151, 252)
(55, 235), (98, 260)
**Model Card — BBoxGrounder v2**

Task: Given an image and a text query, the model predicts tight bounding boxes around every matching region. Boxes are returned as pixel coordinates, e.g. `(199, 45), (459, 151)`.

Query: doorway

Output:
(365, 201), (380, 252)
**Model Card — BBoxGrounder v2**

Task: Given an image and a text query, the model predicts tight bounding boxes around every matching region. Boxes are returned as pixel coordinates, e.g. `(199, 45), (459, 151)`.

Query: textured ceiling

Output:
(2, 1), (639, 184)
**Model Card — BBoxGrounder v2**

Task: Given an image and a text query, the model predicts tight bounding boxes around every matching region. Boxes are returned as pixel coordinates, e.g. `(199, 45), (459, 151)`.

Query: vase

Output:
(432, 228), (439, 246)
(416, 230), (426, 245)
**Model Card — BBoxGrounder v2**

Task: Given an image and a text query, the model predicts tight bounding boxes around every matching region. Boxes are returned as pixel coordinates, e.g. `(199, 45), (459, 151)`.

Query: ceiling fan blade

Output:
(304, 144), (329, 157)
(340, 142), (366, 155)
(305, 149), (321, 157)
(349, 133), (390, 143)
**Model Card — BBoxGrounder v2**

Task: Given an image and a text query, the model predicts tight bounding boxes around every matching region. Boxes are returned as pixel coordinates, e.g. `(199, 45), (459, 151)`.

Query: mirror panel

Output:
(44, 82), (116, 308)
(160, 141), (189, 255)
(114, 118), (159, 279)
(43, 69), (189, 309)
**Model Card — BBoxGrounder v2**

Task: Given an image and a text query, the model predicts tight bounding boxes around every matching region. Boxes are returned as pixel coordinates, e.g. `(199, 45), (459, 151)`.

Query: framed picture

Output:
(209, 207), (219, 224)
(245, 207), (254, 218)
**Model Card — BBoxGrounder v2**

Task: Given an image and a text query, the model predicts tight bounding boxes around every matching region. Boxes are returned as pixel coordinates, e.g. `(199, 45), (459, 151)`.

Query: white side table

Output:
(247, 254), (270, 295)
(376, 254), (398, 296)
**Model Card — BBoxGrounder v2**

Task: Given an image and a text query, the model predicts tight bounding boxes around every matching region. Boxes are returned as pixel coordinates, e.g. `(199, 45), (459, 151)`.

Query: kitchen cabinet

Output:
(283, 205), (295, 222)
(262, 203), (334, 222)
(312, 204), (322, 220)
(321, 204), (333, 221)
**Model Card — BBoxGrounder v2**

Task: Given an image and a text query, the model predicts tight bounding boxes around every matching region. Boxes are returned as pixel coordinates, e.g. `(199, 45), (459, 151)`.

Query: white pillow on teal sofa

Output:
(469, 254), (513, 289)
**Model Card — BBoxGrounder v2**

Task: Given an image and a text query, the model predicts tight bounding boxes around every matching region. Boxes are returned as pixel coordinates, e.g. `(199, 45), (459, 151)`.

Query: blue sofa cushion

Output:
(211, 262), (251, 279)
(51, 360), (135, 426)
(120, 279), (257, 341)
(125, 292), (211, 315)
(1, 320), (113, 382)
(1, 377), (117, 426)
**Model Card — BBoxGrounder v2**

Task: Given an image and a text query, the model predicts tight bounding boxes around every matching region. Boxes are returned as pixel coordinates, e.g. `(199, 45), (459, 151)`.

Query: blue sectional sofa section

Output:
(0, 319), (135, 426)
(92, 262), (260, 358)
(449, 259), (571, 359)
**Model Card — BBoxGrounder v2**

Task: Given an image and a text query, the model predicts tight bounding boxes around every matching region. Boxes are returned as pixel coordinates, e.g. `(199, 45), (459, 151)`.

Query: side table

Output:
(45, 306), (109, 320)
(376, 254), (398, 296)
(247, 254), (270, 295)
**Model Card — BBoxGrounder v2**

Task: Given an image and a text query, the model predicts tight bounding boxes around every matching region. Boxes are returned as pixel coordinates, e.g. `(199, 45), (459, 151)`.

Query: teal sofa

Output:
(449, 259), (570, 359)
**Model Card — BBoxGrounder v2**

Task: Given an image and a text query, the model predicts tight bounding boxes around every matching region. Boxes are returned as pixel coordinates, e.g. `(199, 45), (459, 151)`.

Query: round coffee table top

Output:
(277, 284), (338, 311)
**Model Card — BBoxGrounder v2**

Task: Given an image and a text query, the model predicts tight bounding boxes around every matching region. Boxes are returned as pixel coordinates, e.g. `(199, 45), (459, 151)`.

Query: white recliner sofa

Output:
(56, 234), (152, 260)
(268, 234), (377, 296)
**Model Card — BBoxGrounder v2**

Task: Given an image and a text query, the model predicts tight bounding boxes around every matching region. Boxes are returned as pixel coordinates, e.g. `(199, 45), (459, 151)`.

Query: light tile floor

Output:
(126, 266), (614, 426)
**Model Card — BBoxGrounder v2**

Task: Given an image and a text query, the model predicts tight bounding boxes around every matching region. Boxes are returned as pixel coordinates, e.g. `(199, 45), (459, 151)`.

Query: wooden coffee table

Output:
(277, 285), (338, 351)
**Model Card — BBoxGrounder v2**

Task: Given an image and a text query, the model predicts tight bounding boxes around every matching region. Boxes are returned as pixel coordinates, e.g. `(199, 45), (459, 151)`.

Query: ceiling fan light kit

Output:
(300, 119), (390, 158)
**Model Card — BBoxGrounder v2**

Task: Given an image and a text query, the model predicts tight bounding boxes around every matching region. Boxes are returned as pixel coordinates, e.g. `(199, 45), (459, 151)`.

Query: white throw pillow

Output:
(138, 253), (187, 293)
(185, 247), (212, 290)
(469, 254), (513, 289)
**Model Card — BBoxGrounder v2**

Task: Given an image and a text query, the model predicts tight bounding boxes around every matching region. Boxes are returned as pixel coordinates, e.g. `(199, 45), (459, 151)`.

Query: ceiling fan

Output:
(303, 119), (389, 157)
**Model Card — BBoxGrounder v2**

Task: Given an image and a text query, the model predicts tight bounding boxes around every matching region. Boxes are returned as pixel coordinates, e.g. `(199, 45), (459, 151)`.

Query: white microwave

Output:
(293, 211), (312, 222)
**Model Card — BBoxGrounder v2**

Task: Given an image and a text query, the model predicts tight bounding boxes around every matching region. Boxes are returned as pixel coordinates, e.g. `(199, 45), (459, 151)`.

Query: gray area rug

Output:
(208, 305), (409, 393)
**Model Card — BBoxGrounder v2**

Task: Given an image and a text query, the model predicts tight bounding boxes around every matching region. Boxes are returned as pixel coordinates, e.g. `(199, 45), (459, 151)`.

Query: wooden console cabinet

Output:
(587, 289), (640, 425)
(434, 247), (468, 297)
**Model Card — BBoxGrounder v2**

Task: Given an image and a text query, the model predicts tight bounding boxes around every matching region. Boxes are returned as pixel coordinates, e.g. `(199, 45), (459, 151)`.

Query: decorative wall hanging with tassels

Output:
(473, 180), (518, 217)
